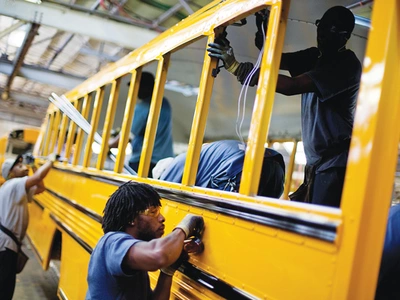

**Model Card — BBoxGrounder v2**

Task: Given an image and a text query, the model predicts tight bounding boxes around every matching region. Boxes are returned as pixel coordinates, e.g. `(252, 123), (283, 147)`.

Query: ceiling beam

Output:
(7, 91), (49, 107)
(0, 0), (159, 49)
(0, 20), (26, 40)
(79, 47), (122, 62)
(0, 102), (45, 125)
(0, 59), (86, 90)
(3, 23), (40, 100)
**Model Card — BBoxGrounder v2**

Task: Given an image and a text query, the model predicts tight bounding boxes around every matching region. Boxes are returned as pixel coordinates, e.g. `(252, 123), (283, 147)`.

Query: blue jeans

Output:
(311, 167), (346, 208)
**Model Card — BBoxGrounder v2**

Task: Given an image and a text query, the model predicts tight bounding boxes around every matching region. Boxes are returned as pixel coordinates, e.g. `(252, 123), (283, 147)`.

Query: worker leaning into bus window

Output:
(86, 181), (205, 300)
(0, 153), (58, 300)
(207, 6), (361, 208)
(109, 72), (173, 177)
(375, 204), (400, 300)
(158, 140), (285, 199)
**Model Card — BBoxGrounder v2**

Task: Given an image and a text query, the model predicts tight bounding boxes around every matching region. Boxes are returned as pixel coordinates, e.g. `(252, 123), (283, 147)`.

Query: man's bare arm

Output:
(25, 160), (54, 192)
(276, 73), (317, 96)
(123, 229), (186, 272)
(152, 272), (174, 300)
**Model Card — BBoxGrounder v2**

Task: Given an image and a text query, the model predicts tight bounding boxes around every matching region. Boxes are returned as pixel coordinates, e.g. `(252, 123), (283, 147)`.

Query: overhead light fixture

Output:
(24, 0), (42, 4)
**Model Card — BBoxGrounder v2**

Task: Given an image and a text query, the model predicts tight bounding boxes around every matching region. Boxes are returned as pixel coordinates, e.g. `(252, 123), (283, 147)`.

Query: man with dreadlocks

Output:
(86, 181), (204, 300)
(207, 6), (361, 208)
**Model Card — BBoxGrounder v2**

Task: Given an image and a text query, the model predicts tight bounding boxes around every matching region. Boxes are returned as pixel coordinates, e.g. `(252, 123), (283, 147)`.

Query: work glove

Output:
(47, 153), (61, 163)
(23, 153), (35, 165)
(184, 237), (204, 254)
(207, 37), (240, 74)
(160, 250), (189, 277)
(174, 214), (204, 239)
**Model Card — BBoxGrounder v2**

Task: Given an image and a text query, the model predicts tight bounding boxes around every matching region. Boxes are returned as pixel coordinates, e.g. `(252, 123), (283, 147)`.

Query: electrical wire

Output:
(235, 24), (266, 149)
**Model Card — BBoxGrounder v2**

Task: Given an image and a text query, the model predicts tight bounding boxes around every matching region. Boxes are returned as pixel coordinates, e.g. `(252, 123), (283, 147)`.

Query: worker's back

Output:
(160, 140), (285, 198)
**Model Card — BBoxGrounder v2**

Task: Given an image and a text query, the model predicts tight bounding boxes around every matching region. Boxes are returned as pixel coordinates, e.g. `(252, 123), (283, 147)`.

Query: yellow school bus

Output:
(0, 128), (40, 185)
(23, 0), (400, 299)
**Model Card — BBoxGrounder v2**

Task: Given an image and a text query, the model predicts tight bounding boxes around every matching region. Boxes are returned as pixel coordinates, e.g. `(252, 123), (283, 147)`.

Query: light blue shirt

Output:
(129, 97), (173, 164)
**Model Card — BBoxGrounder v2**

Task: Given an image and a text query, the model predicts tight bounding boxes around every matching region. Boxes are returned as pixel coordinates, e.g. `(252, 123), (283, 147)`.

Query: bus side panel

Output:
(27, 202), (57, 270)
(58, 232), (91, 300)
(32, 165), (340, 299)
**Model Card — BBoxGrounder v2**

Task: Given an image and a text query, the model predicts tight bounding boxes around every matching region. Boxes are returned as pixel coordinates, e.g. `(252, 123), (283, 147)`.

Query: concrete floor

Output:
(13, 240), (59, 300)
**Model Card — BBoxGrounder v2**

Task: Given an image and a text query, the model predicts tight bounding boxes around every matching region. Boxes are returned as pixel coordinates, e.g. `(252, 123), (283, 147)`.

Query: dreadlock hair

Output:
(102, 181), (161, 233)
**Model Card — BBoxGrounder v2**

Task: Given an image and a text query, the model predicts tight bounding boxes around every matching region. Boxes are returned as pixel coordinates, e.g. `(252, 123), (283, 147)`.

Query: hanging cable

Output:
(235, 24), (266, 149)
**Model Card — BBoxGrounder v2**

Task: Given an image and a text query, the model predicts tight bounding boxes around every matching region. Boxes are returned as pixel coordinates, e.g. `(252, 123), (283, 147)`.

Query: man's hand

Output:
(174, 214), (204, 239)
(207, 37), (239, 73)
(160, 251), (189, 277)
(255, 8), (271, 50)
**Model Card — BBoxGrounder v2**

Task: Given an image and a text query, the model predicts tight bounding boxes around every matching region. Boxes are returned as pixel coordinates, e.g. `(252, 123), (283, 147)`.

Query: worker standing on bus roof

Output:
(109, 72), (173, 177)
(0, 153), (58, 300)
(207, 6), (361, 207)
(86, 181), (204, 300)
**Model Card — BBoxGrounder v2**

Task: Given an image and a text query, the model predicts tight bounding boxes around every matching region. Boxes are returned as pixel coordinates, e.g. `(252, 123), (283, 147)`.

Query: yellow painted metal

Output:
(181, 34), (217, 186)
(0, 136), (6, 184)
(72, 94), (92, 165)
(240, 1), (290, 196)
(333, 0), (400, 299)
(83, 87), (104, 168)
(29, 0), (400, 299)
(56, 113), (68, 155)
(283, 140), (298, 200)
(27, 203), (57, 270)
(97, 80), (120, 170)
(62, 0), (274, 102)
(33, 163), (343, 299)
(58, 233), (91, 300)
(34, 122), (47, 157)
(22, 128), (40, 144)
(138, 55), (170, 177)
(114, 69), (141, 173)
(42, 113), (53, 156)
(48, 111), (61, 156)
(64, 101), (79, 164)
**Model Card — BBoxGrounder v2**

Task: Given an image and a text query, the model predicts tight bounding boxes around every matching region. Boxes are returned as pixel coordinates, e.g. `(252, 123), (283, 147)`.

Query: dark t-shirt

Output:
(287, 47), (362, 172)
(86, 232), (151, 300)
(375, 205), (400, 300)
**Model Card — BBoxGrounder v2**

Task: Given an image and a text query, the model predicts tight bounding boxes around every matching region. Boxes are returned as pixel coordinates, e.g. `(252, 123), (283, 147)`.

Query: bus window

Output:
(122, 60), (172, 177)
(103, 74), (132, 172)
(153, 37), (207, 180)
(70, 95), (92, 166)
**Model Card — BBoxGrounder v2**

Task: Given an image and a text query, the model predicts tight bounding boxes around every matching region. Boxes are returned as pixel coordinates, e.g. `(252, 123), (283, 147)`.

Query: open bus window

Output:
(108, 61), (175, 176)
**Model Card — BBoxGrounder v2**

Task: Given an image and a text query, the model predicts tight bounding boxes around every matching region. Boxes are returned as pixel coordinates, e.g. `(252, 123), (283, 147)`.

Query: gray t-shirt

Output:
(0, 177), (33, 252)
